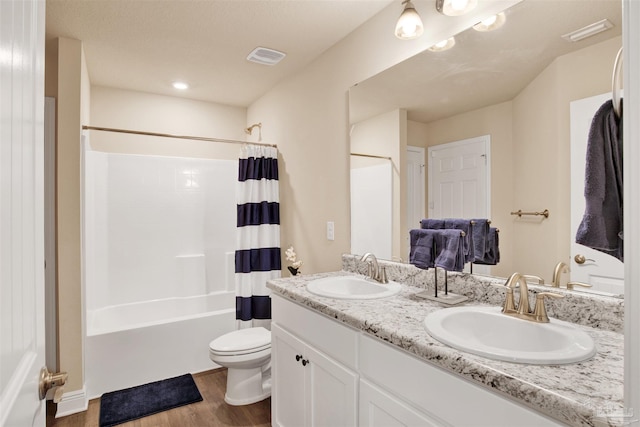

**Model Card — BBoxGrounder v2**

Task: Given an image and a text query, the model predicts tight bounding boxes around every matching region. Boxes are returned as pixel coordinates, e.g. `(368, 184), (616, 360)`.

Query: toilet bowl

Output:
(209, 327), (272, 406)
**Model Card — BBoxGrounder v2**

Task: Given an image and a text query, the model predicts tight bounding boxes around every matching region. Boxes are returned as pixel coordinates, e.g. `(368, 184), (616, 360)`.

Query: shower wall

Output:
(84, 149), (237, 311)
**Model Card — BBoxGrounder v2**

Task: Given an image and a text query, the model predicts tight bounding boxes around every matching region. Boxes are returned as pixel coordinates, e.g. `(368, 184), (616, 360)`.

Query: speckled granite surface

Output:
(267, 257), (624, 427)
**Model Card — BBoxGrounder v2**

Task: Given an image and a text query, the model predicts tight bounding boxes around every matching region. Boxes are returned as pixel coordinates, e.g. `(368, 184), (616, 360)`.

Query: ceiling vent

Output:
(246, 47), (286, 66)
(561, 19), (613, 42)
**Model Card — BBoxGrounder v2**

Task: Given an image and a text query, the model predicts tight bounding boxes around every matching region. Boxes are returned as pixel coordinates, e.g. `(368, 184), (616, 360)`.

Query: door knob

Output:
(39, 367), (67, 402)
(574, 254), (595, 264)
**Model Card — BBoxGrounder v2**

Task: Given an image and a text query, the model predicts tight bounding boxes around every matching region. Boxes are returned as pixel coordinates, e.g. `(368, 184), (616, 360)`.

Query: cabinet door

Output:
(306, 344), (358, 427)
(272, 324), (306, 427)
(359, 379), (446, 427)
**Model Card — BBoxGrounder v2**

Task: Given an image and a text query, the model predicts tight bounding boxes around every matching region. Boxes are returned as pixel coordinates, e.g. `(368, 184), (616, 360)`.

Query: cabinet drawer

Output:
(272, 294), (357, 369)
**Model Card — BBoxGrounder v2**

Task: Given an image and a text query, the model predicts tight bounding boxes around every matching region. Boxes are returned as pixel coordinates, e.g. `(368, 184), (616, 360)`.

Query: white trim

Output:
(44, 97), (57, 372)
(624, 0), (640, 423)
(55, 387), (88, 418)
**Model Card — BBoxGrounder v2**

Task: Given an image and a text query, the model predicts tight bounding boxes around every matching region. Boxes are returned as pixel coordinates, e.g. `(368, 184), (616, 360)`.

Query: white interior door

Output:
(570, 93), (624, 295)
(428, 136), (490, 220)
(406, 146), (425, 259)
(1, 1), (47, 426)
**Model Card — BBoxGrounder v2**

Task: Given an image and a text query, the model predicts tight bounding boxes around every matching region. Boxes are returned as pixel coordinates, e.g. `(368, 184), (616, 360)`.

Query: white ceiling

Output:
(46, 0), (394, 108)
(46, 0), (622, 120)
(350, 0), (622, 124)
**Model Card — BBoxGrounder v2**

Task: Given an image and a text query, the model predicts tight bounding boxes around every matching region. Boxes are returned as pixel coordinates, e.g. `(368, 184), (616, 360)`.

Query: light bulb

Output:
(481, 15), (497, 27)
(395, 1), (424, 40)
(438, 0), (477, 16)
(472, 12), (506, 32)
(172, 81), (189, 90)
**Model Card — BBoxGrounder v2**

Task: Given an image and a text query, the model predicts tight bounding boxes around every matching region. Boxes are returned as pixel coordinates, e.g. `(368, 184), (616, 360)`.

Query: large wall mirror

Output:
(349, 0), (623, 292)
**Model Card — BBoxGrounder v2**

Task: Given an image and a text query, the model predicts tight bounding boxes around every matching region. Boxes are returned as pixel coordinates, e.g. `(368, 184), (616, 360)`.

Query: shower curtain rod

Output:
(350, 152), (392, 160)
(82, 125), (277, 148)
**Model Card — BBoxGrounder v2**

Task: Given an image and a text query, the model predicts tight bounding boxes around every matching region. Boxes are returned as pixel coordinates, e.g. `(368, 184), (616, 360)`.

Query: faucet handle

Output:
(379, 266), (388, 284)
(532, 292), (564, 323)
(566, 281), (592, 290)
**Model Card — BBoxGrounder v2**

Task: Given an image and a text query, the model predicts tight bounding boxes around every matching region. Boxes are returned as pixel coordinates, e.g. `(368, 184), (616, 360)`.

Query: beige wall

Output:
(55, 37), (85, 392)
(89, 86), (247, 160)
(411, 36), (621, 282)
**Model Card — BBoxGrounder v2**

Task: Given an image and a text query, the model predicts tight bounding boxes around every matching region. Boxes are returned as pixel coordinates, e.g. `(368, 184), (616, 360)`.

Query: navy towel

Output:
(575, 99), (623, 262)
(474, 227), (500, 265)
(444, 219), (474, 263)
(409, 229), (437, 270)
(420, 218), (474, 263)
(433, 229), (466, 272)
(420, 219), (445, 229)
(471, 219), (490, 262)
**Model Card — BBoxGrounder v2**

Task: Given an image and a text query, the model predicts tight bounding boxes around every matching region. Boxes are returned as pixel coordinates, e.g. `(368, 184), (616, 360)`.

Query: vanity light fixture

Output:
(435, 0), (477, 17)
(428, 37), (456, 52)
(395, 0), (424, 40)
(472, 12), (506, 32)
(172, 81), (189, 90)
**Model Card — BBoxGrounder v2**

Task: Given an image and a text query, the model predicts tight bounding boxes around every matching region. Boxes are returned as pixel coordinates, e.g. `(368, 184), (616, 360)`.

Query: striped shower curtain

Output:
(235, 144), (281, 329)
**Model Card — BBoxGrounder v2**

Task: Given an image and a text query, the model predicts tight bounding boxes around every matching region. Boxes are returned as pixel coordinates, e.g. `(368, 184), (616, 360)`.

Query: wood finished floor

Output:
(47, 369), (271, 427)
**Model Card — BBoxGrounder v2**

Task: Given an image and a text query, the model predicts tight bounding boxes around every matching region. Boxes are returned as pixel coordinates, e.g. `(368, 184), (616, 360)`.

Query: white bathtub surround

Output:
(84, 151), (237, 308)
(83, 149), (238, 398)
(267, 265), (624, 427)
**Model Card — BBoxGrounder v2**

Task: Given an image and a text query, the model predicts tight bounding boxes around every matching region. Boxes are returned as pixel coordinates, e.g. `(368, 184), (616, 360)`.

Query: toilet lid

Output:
(209, 327), (271, 354)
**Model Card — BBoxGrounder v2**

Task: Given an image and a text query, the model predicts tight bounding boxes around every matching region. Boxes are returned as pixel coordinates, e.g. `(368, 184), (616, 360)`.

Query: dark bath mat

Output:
(99, 373), (203, 427)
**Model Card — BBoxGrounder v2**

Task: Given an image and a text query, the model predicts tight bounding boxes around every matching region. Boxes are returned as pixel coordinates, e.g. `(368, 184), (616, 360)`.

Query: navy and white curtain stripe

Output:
(235, 144), (281, 329)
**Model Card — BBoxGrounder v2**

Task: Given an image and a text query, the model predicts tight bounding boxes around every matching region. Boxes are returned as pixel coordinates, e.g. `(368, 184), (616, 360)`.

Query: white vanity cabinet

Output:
(271, 294), (565, 427)
(271, 296), (358, 427)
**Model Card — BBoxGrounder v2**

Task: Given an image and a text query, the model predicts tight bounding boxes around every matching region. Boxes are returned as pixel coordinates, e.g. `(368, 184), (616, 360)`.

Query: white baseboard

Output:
(55, 387), (88, 418)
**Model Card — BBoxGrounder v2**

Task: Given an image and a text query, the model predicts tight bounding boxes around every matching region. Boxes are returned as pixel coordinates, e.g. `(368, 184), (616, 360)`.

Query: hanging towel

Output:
(433, 229), (466, 272)
(420, 219), (445, 229)
(575, 99), (623, 262)
(420, 218), (474, 263)
(471, 219), (490, 262)
(474, 227), (500, 265)
(443, 219), (474, 263)
(409, 229), (437, 270)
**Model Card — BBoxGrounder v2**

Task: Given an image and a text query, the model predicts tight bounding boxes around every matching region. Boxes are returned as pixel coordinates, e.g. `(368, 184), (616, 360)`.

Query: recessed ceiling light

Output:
(428, 37), (456, 52)
(172, 81), (189, 90)
(561, 19), (613, 42)
(436, 0), (477, 17)
(473, 12), (506, 32)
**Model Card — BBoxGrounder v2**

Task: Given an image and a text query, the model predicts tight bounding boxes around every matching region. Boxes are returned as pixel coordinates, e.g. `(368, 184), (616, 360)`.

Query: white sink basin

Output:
(306, 276), (402, 300)
(423, 306), (596, 365)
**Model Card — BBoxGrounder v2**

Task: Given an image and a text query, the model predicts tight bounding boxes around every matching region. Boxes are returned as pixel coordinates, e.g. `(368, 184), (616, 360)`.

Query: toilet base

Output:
(224, 367), (271, 406)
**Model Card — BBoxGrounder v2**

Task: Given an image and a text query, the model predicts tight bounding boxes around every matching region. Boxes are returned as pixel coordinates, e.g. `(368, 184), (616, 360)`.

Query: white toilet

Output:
(208, 327), (272, 405)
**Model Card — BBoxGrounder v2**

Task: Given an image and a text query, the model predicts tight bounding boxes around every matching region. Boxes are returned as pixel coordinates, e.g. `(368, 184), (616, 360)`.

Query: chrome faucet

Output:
(360, 253), (388, 284)
(551, 262), (570, 287)
(503, 272), (564, 323)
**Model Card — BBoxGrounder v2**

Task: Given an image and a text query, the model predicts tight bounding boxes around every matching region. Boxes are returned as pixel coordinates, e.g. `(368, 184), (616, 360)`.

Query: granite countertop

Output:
(267, 270), (624, 427)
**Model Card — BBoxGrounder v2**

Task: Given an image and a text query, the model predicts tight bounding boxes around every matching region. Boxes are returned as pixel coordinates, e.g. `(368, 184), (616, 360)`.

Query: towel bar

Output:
(510, 209), (549, 219)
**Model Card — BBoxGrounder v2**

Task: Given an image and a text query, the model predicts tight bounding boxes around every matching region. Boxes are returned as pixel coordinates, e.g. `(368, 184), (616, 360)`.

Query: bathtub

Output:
(85, 291), (236, 399)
